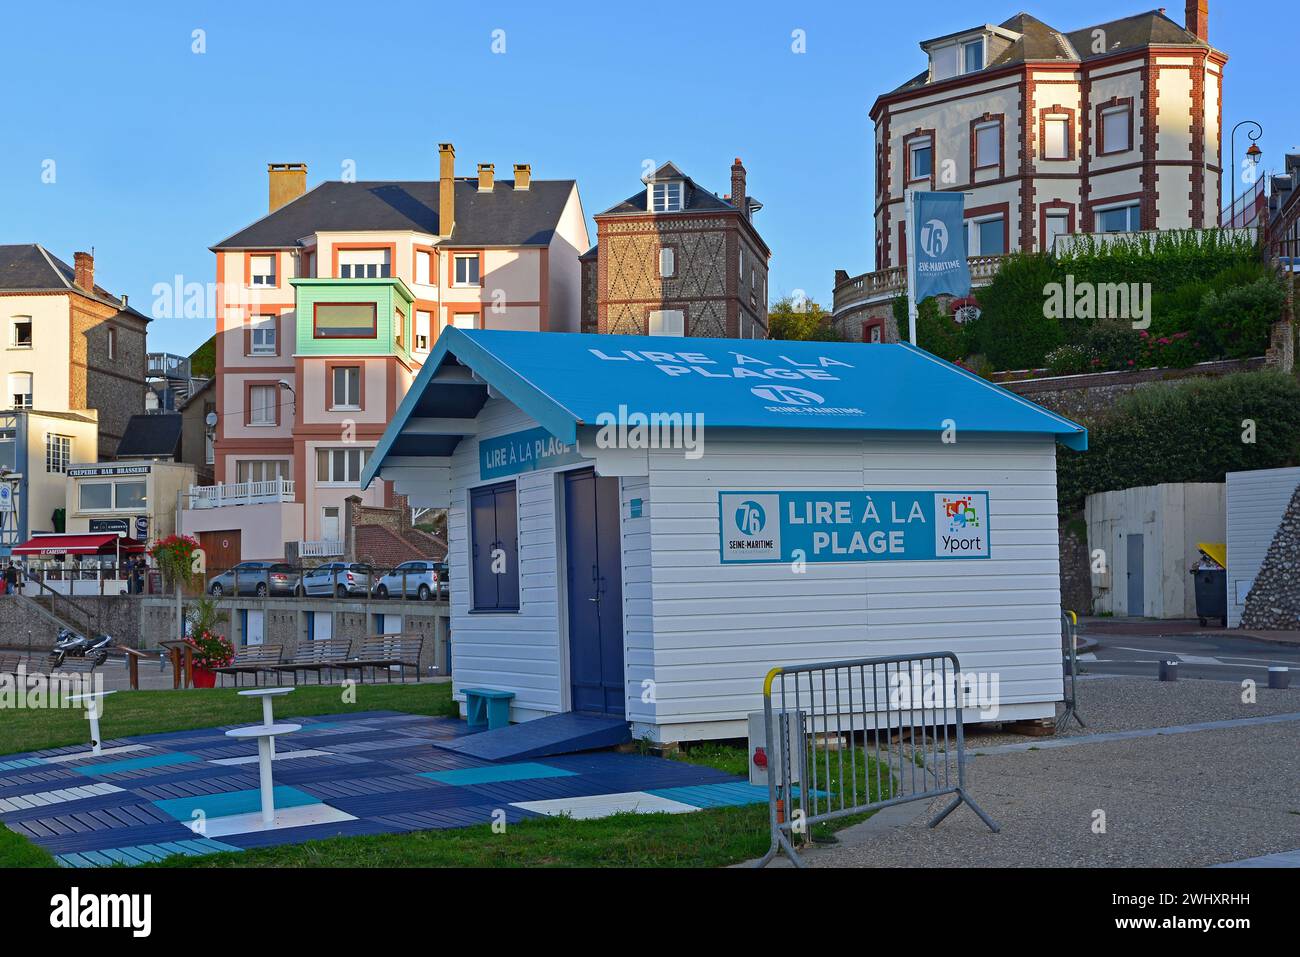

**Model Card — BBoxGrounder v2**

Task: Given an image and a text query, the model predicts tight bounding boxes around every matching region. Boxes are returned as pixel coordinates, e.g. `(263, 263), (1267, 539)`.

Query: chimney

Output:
(439, 143), (456, 238)
(477, 163), (495, 192)
(267, 163), (307, 213)
(1185, 0), (1208, 41)
(731, 157), (747, 220)
(513, 164), (531, 190)
(73, 251), (95, 292)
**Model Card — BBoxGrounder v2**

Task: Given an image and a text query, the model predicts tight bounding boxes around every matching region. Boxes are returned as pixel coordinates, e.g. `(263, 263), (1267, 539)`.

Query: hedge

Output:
(1056, 371), (1300, 512)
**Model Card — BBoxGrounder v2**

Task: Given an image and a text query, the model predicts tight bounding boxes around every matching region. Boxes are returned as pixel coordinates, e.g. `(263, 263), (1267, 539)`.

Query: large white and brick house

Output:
(833, 2), (1227, 341)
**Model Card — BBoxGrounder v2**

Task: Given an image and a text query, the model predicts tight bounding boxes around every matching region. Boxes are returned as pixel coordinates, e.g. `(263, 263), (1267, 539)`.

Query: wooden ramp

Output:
(435, 713), (631, 761)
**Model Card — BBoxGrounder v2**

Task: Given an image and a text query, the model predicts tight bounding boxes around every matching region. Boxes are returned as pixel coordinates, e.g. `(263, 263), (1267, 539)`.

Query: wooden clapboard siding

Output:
(642, 431), (1065, 735)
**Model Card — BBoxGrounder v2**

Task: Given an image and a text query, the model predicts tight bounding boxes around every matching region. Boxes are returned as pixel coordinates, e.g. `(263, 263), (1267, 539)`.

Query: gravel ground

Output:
(762, 677), (1300, 868)
(960, 675), (1300, 750)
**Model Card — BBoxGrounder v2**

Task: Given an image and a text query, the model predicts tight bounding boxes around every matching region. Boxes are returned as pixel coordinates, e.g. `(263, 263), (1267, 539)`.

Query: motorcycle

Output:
(50, 628), (114, 667)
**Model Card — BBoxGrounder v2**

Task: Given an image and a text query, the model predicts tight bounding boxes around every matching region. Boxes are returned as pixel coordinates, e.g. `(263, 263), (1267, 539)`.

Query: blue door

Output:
(565, 469), (625, 717)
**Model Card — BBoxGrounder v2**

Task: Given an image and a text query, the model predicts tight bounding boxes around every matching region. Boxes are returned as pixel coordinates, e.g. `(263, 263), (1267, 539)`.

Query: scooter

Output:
(51, 628), (114, 667)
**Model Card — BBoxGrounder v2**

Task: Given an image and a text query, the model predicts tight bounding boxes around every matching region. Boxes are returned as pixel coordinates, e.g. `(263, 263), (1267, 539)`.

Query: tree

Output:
(767, 297), (842, 341)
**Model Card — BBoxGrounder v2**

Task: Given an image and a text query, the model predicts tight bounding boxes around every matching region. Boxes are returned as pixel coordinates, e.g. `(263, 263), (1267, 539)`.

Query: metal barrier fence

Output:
(758, 651), (999, 868)
(1057, 611), (1085, 733)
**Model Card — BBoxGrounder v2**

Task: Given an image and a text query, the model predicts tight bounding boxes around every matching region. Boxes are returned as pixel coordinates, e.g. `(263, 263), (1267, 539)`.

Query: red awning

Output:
(12, 534), (142, 556)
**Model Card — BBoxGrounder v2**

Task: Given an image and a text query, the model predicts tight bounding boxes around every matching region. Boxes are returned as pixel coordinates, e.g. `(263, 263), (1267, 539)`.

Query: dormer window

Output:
(930, 34), (987, 82)
(651, 181), (684, 213)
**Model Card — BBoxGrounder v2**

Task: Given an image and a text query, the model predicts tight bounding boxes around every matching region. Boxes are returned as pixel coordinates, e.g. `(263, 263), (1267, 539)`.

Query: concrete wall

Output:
(0, 594), (450, 674)
(1086, 482), (1226, 618)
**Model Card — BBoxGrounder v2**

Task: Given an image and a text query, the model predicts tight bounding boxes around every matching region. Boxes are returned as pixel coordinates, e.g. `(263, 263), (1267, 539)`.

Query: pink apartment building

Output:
(182, 145), (588, 565)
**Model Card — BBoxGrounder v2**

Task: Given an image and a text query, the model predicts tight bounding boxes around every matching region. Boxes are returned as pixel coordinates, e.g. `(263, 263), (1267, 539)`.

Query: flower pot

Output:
(191, 666), (217, 689)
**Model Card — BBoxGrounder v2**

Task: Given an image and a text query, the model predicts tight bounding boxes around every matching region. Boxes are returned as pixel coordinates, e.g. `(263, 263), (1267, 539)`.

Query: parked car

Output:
(374, 560), (446, 600)
(300, 562), (374, 598)
(207, 561), (299, 598)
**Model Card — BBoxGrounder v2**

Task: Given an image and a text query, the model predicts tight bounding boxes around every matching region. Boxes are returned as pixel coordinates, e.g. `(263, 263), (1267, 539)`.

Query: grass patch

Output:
(0, 824), (57, 867)
(0, 682), (455, 757)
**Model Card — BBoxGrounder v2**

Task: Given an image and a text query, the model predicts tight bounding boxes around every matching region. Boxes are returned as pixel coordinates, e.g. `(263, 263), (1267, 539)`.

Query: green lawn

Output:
(1, 683), (884, 868)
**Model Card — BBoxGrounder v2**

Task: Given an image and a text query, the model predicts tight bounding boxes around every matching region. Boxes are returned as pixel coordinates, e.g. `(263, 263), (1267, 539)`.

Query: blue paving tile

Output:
(647, 782), (770, 808)
(74, 753), (202, 777)
(420, 762), (576, 786)
(153, 786), (320, 821)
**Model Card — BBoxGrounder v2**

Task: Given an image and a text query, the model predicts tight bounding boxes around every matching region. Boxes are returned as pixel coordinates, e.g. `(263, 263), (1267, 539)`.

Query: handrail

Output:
(17, 575), (94, 634)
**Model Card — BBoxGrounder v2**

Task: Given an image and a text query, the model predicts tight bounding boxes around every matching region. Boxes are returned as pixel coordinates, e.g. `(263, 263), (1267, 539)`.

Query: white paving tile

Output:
(208, 748), (333, 767)
(510, 791), (699, 821)
(41, 745), (150, 765)
(199, 802), (356, 838)
(0, 781), (124, 813)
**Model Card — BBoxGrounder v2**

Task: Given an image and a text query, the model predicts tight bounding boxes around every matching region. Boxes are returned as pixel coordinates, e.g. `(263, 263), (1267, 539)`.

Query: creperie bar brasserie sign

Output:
(65, 464), (152, 478)
(588, 347), (852, 381)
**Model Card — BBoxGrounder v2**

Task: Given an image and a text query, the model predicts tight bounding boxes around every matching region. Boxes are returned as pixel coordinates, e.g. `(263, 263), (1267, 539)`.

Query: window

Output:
(469, 481), (519, 612)
(1044, 211), (1071, 252)
(453, 254), (481, 287)
(249, 254), (276, 286)
(651, 181), (684, 213)
(415, 310), (432, 351)
(248, 384), (278, 425)
(868, 324), (883, 343)
(11, 317), (32, 348)
(331, 366), (361, 409)
(1043, 116), (1070, 159)
(969, 216), (1007, 255)
(415, 249), (435, 285)
(249, 315), (277, 355)
(338, 248), (390, 279)
(316, 447), (370, 484)
(975, 121), (1001, 169)
(909, 140), (933, 181)
(658, 247), (675, 278)
(452, 312), (478, 330)
(314, 303), (377, 339)
(0, 429), (16, 472)
(80, 482), (112, 510)
(931, 44), (959, 81)
(116, 481), (147, 510)
(395, 308), (406, 350)
(106, 327), (117, 360)
(1100, 105), (1132, 154)
(1097, 203), (1141, 233)
(648, 310), (685, 336)
(45, 434), (71, 473)
(931, 37), (983, 81)
(236, 460), (290, 484)
(9, 373), (32, 409)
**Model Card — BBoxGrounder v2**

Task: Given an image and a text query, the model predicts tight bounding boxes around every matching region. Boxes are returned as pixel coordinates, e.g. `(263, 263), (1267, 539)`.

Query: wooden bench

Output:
(336, 635), (424, 684)
(213, 645), (284, 687)
(269, 638), (353, 685)
(463, 688), (514, 730)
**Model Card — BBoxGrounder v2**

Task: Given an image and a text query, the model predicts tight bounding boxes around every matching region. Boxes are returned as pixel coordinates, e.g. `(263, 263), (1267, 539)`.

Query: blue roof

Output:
(363, 330), (1086, 487)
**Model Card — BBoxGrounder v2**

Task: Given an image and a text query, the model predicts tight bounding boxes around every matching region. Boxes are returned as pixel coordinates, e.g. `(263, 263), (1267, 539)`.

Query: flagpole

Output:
(904, 187), (918, 345)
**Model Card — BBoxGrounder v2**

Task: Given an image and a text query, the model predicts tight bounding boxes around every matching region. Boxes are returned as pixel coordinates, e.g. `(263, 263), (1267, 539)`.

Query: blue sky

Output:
(1, 0), (1290, 356)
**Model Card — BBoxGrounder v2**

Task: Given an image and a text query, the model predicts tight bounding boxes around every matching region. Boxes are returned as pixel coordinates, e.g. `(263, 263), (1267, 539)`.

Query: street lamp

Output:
(1229, 120), (1264, 228)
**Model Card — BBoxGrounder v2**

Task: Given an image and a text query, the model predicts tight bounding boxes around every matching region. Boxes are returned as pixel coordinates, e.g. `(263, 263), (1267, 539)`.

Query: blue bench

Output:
(463, 688), (514, 730)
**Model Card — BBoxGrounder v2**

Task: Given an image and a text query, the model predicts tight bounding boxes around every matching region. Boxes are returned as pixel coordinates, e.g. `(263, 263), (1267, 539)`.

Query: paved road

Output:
(1080, 630), (1300, 684)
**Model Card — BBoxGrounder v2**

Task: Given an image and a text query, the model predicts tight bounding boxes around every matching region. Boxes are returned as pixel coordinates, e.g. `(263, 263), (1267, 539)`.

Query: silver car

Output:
(374, 560), (444, 601)
(207, 561), (299, 598)
(300, 561), (373, 598)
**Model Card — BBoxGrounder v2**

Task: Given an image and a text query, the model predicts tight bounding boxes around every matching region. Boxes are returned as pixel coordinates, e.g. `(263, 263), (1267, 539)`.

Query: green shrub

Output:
(969, 253), (1064, 369)
(1082, 321), (1143, 369)
(1149, 280), (1212, 339)
(1056, 371), (1300, 512)
(1045, 344), (1094, 376)
(1055, 229), (1259, 295)
(893, 295), (968, 361)
(1198, 276), (1285, 359)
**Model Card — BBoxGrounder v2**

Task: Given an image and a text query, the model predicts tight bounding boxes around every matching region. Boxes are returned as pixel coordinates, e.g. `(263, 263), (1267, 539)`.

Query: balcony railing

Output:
(184, 479), (295, 509)
(299, 539), (344, 557)
(833, 256), (1005, 313)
